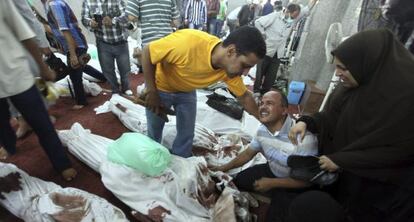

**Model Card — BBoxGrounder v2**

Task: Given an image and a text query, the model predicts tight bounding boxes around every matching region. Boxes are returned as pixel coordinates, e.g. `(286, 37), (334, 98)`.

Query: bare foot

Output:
(16, 118), (32, 139)
(72, 105), (84, 110)
(0, 147), (9, 160)
(61, 168), (77, 181)
(50, 115), (56, 124)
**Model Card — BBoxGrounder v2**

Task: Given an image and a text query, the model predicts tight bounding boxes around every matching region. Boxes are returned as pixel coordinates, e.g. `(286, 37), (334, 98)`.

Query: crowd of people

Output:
(1, 0), (414, 221)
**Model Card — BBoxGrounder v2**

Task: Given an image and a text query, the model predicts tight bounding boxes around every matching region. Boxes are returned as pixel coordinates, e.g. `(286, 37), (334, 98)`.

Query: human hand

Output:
(102, 16), (112, 27)
(145, 90), (161, 115)
(133, 47), (142, 58)
(69, 54), (80, 69)
(288, 121), (307, 145)
(90, 19), (99, 28)
(319, 155), (339, 172)
(40, 67), (56, 82)
(253, 177), (274, 193)
(40, 47), (53, 56)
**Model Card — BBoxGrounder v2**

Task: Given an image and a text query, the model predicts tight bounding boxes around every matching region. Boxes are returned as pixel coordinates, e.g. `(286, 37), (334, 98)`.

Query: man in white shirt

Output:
(253, 0), (316, 95)
(253, 3), (303, 95)
(211, 90), (318, 222)
(0, 0), (76, 181)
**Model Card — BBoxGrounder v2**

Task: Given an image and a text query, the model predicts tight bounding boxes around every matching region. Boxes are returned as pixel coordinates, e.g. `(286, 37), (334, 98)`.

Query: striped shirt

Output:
(44, 0), (87, 53)
(249, 116), (318, 178)
(185, 0), (207, 26)
(126, 0), (180, 45)
(81, 0), (129, 44)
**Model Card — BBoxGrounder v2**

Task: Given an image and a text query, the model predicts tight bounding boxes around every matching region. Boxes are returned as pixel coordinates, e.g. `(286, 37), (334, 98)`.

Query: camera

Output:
(93, 13), (103, 27)
(127, 22), (135, 30)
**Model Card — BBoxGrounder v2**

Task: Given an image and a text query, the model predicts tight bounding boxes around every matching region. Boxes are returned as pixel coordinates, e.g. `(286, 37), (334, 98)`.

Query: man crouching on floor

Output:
(210, 90), (318, 222)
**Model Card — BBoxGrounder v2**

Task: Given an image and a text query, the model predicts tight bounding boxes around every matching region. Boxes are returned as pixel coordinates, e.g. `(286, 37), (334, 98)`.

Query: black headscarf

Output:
(319, 29), (414, 188)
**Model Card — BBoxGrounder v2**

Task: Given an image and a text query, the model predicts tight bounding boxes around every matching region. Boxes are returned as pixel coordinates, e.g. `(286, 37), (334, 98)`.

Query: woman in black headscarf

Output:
(287, 29), (414, 222)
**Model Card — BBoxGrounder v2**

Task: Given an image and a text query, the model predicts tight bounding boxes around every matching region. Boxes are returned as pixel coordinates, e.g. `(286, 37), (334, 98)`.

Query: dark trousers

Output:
(287, 191), (346, 222)
(83, 65), (107, 82)
(254, 54), (280, 94)
(234, 164), (310, 222)
(66, 48), (88, 105)
(0, 85), (72, 172)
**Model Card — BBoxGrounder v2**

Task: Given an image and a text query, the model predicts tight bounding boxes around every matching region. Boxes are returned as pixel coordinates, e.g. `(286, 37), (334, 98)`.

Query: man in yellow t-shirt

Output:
(141, 26), (266, 157)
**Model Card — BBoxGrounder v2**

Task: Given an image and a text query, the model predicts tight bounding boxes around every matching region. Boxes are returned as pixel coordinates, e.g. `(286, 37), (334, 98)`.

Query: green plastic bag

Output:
(107, 132), (171, 176)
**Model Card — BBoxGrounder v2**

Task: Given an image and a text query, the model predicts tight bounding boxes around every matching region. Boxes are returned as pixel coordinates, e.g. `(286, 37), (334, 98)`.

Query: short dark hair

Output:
(270, 89), (289, 108)
(287, 3), (301, 13)
(222, 26), (266, 59)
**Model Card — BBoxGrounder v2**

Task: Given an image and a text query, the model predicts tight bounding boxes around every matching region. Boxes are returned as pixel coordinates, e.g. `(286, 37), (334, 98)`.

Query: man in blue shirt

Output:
(42, 0), (89, 109)
(262, 0), (274, 16)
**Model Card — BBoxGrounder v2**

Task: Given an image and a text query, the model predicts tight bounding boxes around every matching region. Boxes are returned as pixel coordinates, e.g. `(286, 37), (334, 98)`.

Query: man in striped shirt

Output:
(126, 0), (180, 46)
(82, 0), (132, 95)
(184, 0), (207, 30)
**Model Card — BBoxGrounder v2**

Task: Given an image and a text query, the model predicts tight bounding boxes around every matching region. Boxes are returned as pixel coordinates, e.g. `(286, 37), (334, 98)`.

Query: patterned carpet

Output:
(0, 74), (274, 222)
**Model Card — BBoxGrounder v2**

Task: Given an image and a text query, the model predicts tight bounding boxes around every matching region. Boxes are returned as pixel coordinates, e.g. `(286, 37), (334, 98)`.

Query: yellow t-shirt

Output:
(149, 29), (247, 97)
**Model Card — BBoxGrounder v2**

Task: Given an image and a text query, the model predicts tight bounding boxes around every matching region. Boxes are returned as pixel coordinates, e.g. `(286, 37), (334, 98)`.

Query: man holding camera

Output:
(82, 0), (132, 95)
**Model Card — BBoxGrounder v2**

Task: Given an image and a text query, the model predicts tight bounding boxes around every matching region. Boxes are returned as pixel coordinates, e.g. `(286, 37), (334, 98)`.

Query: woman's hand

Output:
(319, 155), (339, 172)
(288, 121), (307, 145)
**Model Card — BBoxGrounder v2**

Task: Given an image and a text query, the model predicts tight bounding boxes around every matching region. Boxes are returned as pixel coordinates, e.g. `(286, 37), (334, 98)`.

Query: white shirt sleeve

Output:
(2, 0), (36, 42)
(13, 0), (49, 48)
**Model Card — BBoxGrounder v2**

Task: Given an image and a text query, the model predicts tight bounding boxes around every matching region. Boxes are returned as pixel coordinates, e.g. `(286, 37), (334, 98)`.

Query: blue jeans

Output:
(0, 85), (72, 172)
(96, 40), (130, 93)
(146, 91), (196, 158)
(208, 18), (217, 35)
(214, 19), (225, 37)
(189, 23), (203, 30)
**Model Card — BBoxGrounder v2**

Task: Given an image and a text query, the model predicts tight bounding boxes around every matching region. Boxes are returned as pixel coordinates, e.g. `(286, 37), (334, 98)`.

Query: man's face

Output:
(334, 57), (359, 88)
(290, 10), (300, 19)
(258, 92), (287, 125)
(224, 45), (259, 78)
(285, 9), (300, 20)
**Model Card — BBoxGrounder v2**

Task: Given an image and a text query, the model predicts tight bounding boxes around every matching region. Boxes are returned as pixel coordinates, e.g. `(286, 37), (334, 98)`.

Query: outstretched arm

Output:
(210, 147), (258, 172)
(237, 90), (260, 119)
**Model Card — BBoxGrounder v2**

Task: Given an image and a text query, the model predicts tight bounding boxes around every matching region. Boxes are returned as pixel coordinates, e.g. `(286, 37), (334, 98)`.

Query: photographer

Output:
(81, 0), (132, 95)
